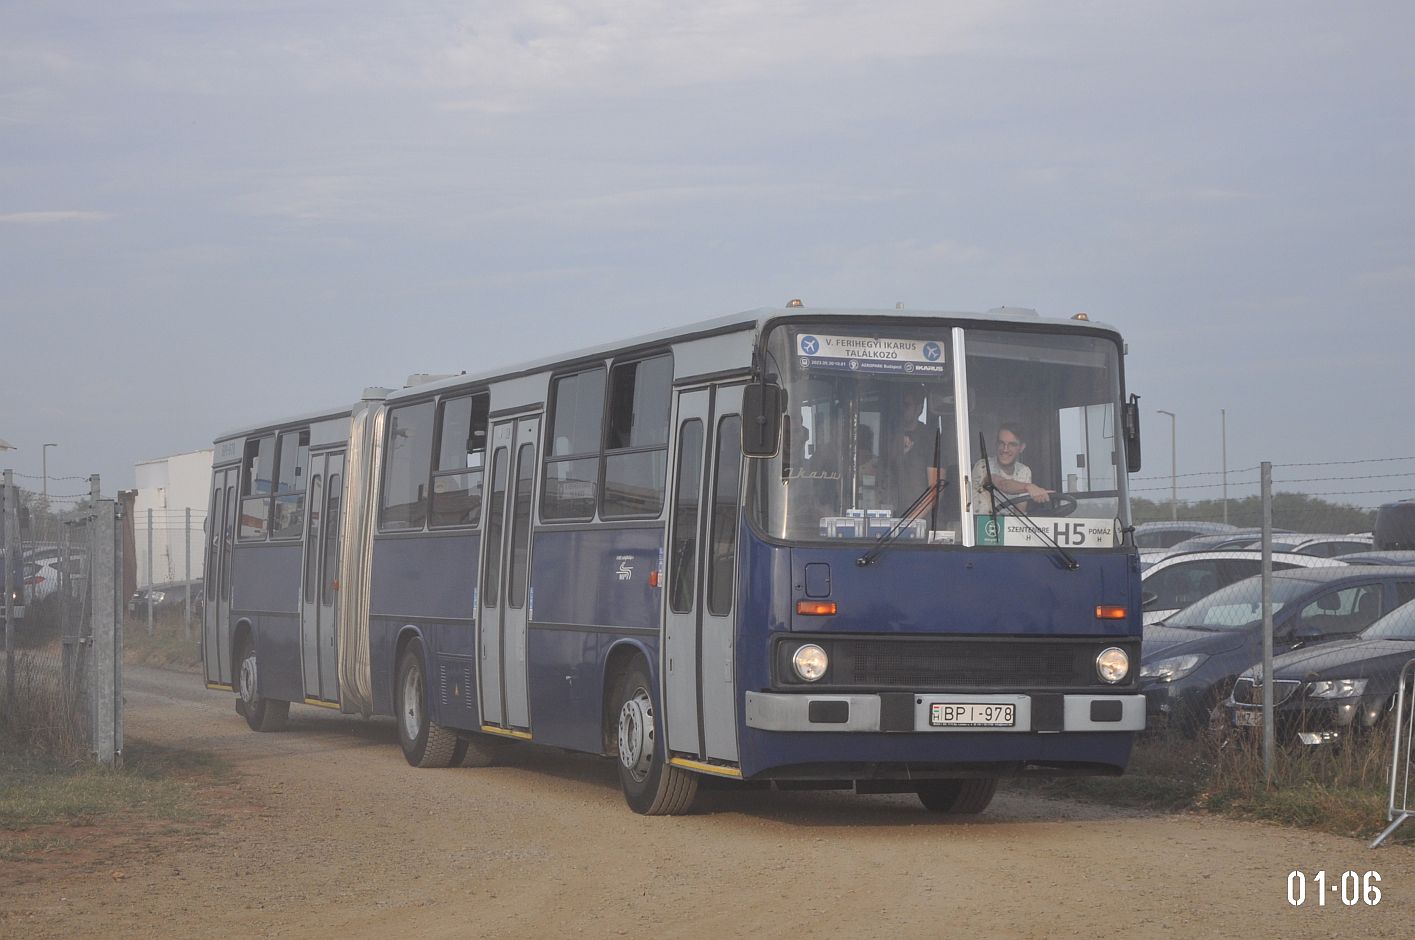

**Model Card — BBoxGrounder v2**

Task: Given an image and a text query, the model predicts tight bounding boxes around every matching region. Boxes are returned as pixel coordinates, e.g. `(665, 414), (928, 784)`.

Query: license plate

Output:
(929, 702), (1016, 728)
(1233, 709), (1262, 727)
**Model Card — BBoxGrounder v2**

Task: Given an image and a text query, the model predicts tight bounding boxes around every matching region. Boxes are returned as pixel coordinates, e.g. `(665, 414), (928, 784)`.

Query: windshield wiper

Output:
(856, 477), (949, 567)
(975, 432), (1079, 571)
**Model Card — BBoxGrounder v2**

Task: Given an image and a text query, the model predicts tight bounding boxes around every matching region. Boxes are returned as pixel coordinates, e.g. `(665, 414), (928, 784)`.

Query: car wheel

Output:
(614, 660), (698, 815)
(395, 638), (462, 768)
(237, 636), (288, 732)
(916, 778), (998, 814)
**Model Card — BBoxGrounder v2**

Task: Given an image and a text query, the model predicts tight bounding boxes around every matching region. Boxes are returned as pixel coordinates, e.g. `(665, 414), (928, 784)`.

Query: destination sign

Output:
(796, 333), (947, 375)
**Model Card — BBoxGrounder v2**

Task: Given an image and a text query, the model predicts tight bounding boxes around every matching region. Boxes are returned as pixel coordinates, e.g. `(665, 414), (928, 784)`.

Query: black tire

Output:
(237, 636), (288, 732)
(396, 639), (462, 768)
(613, 661), (698, 815)
(916, 777), (998, 814)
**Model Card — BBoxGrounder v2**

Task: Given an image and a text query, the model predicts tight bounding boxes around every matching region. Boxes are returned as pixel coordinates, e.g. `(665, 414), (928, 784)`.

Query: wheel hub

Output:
(618, 688), (655, 782)
(401, 665), (424, 741)
(239, 652), (257, 704)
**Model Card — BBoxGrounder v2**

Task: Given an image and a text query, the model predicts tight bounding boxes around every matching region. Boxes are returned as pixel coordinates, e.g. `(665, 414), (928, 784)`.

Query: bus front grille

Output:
(817, 638), (1138, 691)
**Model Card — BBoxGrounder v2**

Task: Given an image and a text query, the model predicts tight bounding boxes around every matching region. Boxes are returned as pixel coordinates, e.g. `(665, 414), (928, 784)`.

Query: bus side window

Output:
(271, 429), (310, 539)
(430, 393), (488, 528)
(541, 367), (606, 521)
(602, 354), (672, 518)
(238, 435), (274, 540)
(380, 401), (435, 531)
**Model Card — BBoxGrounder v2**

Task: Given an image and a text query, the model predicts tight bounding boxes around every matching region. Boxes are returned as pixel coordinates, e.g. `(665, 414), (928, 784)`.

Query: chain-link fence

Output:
(1132, 455), (1415, 842)
(1, 473), (123, 765)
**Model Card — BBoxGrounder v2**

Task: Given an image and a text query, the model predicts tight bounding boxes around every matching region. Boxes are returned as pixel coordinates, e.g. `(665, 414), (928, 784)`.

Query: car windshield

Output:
(1360, 599), (1415, 640)
(1163, 576), (1318, 630)
(749, 320), (1128, 546)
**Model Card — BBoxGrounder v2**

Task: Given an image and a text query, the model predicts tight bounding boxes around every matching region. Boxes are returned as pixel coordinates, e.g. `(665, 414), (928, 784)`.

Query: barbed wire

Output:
(0, 471), (95, 482)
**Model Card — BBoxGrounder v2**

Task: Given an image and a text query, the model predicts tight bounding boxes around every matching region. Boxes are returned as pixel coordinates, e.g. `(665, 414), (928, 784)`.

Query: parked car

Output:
(1134, 521), (1237, 550)
(128, 581), (203, 615)
(1265, 534), (1373, 558)
(1162, 529), (1290, 555)
(1374, 500), (1415, 550)
(1342, 550), (1415, 566)
(1226, 598), (1415, 745)
(1139, 566), (1415, 733)
(1140, 550), (1346, 625)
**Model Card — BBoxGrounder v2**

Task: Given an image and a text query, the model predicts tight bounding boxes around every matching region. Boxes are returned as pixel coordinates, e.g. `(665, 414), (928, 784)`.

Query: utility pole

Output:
(1221, 409), (1228, 525)
(1157, 410), (1177, 521)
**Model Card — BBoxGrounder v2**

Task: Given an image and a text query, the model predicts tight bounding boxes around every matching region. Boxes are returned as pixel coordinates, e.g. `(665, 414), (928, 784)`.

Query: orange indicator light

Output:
(796, 600), (838, 616)
(1095, 606), (1127, 620)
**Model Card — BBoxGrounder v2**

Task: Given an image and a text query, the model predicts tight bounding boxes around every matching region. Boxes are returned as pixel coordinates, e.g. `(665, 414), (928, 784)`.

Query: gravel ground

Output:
(3, 665), (1413, 938)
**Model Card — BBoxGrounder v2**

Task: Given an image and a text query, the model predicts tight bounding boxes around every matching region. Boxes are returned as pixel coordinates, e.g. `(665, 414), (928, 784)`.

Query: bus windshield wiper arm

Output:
(984, 488), (1080, 571)
(857, 479), (949, 567)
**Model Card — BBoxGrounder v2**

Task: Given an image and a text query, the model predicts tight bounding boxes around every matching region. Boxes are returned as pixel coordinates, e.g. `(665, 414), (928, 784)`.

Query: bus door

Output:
(204, 467), (238, 686)
(299, 451), (344, 702)
(663, 384), (744, 764)
(477, 414), (540, 732)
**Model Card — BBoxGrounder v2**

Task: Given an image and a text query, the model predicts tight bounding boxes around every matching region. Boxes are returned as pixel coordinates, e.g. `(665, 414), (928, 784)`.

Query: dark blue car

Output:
(1139, 566), (1415, 733)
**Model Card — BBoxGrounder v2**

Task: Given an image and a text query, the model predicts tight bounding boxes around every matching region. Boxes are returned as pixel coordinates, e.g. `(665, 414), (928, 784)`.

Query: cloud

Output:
(0, 210), (111, 223)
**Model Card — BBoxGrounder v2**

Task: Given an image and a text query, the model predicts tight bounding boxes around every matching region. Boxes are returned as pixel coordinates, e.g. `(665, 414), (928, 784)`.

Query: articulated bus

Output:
(204, 304), (1145, 815)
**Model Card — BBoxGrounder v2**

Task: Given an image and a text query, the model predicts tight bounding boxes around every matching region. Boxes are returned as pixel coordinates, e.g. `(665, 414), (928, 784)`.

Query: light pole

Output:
(1220, 409), (1228, 525)
(1157, 410), (1177, 521)
(42, 443), (57, 506)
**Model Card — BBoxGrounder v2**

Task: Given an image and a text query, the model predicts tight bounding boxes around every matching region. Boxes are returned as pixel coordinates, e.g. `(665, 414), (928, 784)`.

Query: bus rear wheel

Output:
(237, 637), (288, 732)
(396, 639), (462, 768)
(614, 661), (698, 815)
(916, 777), (997, 814)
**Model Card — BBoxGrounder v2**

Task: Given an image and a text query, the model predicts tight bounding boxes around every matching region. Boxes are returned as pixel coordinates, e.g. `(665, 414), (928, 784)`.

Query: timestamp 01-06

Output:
(1287, 870), (1382, 906)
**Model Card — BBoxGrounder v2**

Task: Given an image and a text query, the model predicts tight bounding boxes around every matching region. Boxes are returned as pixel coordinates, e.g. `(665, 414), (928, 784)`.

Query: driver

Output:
(971, 423), (1054, 513)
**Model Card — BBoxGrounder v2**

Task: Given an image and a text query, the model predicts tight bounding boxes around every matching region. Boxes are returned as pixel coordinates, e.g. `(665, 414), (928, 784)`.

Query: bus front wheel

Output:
(237, 637), (288, 732)
(614, 662), (698, 815)
(916, 777), (997, 814)
(396, 639), (463, 768)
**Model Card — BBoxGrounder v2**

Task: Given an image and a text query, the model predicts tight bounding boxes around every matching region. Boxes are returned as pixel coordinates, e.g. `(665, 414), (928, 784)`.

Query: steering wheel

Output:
(983, 491), (1079, 517)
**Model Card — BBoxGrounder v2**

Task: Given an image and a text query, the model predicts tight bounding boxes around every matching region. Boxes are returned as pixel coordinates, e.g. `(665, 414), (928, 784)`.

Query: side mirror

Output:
(1123, 393), (1142, 473)
(1141, 590), (1159, 609)
(1293, 623), (1325, 643)
(741, 383), (784, 458)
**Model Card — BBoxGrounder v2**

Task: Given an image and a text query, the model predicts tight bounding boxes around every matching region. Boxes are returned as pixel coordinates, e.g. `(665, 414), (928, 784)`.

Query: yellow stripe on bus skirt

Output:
(669, 757), (743, 778)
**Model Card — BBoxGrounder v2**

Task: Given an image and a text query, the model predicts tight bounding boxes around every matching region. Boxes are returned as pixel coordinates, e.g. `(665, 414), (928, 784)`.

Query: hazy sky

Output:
(2, 1), (1412, 511)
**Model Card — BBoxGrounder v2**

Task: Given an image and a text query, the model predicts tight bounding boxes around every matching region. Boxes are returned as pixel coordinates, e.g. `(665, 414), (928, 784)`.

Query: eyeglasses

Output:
(996, 439), (1022, 449)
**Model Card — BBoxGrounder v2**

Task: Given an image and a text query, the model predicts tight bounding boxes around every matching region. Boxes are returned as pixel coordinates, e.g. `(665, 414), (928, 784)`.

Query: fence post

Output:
(91, 499), (121, 767)
(3, 470), (15, 718)
(184, 506), (192, 640)
(1261, 461), (1274, 787)
(146, 507), (154, 637)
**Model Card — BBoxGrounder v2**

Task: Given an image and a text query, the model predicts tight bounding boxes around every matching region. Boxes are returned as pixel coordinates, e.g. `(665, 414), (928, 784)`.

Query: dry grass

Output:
(123, 610), (202, 673)
(1, 742), (228, 829)
(0, 646), (89, 761)
(1015, 727), (1411, 842)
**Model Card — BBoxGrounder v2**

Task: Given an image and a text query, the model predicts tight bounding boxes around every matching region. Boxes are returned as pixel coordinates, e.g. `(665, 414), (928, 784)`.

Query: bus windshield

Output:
(750, 321), (1129, 547)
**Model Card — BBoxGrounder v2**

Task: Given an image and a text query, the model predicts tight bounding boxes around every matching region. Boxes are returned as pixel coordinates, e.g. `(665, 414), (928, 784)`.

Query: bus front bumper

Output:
(744, 691), (1146, 733)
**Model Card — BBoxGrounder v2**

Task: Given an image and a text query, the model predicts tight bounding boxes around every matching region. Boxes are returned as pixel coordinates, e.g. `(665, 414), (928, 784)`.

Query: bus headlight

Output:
(1095, 647), (1129, 684)
(792, 644), (829, 682)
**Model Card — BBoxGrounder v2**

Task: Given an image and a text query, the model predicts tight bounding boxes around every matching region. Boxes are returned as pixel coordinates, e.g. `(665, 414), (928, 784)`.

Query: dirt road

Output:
(4, 665), (1412, 938)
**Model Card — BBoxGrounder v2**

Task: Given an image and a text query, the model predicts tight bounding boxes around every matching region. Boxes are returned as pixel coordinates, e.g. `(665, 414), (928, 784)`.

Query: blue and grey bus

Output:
(203, 304), (1145, 815)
